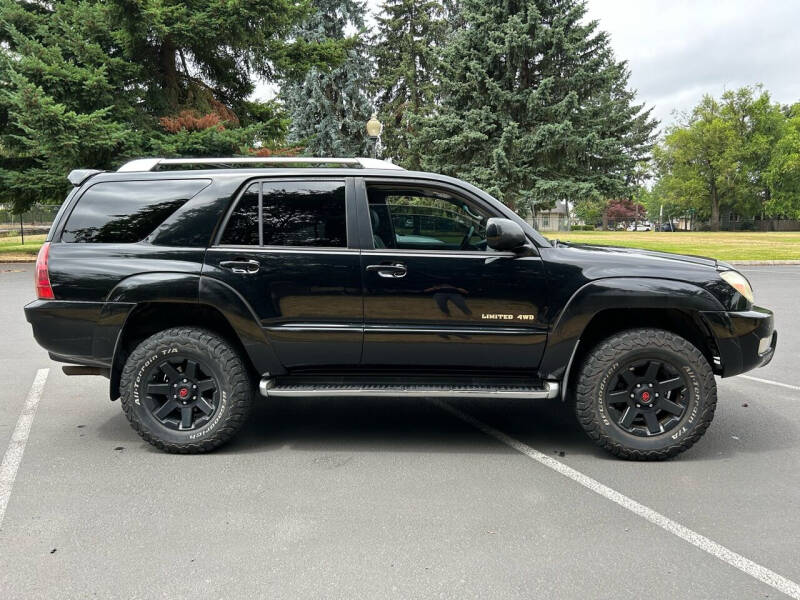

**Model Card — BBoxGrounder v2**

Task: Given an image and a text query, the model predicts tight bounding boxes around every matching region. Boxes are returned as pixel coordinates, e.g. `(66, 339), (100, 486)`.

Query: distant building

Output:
(528, 200), (579, 232)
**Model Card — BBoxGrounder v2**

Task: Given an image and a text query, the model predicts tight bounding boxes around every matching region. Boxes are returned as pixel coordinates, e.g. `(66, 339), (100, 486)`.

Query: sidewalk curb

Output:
(729, 260), (800, 266)
(0, 257), (37, 263)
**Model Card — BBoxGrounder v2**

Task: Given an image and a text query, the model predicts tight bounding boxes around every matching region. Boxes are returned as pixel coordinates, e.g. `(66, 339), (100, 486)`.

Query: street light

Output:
(366, 113), (383, 159)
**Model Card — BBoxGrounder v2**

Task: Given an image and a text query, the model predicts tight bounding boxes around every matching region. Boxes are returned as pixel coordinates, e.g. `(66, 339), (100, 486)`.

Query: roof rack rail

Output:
(117, 157), (404, 172)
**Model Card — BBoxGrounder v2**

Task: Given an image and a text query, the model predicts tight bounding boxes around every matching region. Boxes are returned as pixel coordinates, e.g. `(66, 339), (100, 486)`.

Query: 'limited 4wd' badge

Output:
(481, 313), (536, 321)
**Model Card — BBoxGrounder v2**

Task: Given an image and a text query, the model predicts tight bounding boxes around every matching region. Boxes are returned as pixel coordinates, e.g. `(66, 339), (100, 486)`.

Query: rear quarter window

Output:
(61, 179), (210, 243)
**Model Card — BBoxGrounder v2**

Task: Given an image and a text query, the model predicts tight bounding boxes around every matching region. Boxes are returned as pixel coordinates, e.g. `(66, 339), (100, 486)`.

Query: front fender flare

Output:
(538, 277), (726, 382)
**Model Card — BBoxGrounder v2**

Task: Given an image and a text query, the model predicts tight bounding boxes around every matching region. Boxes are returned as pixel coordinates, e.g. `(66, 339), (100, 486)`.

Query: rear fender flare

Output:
(106, 272), (200, 304)
(198, 276), (285, 376)
(108, 273), (284, 399)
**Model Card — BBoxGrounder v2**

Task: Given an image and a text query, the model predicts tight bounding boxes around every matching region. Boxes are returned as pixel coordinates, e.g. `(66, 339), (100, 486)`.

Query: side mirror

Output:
(486, 218), (530, 253)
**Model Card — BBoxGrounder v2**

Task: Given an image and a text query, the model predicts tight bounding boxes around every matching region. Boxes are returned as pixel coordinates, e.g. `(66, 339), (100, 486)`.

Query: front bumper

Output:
(701, 306), (777, 377)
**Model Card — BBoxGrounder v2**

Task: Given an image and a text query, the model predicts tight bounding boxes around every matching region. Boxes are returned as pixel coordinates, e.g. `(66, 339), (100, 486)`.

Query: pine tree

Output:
(0, 0), (344, 210)
(281, 0), (374, 157)
(0, 0), (134, 209)
(415, 0), (657, 214)
(371, 0), (447, 168)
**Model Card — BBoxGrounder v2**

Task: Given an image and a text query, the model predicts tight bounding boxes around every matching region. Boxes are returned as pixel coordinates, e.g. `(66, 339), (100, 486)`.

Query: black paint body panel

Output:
(203, 247), (363, 369)
(24, 167), (776, 393)
(701, 307), (776, 376)
(360, 251), (547, 368)
(25, 299), (132, 366)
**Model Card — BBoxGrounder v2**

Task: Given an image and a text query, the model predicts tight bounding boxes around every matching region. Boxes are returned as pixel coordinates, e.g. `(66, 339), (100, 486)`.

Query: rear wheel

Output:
(575, 328), (716, 460)
(120, 327), (253, 453)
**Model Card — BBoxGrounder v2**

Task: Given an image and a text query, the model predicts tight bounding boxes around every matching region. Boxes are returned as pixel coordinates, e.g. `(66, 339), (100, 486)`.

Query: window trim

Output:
(213, 177), (351, 250)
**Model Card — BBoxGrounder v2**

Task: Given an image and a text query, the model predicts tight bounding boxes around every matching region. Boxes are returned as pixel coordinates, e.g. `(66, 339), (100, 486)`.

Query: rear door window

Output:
(262, 181), (346, 247)
(219, 183), (260, 245)
(219, 180), (347, 247)
(61, 179), (209, 243)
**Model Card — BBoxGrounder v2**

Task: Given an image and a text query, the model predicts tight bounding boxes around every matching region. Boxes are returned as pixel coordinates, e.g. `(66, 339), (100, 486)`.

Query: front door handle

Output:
(366, 262), (407, 278)
(219, 259), (260, 274)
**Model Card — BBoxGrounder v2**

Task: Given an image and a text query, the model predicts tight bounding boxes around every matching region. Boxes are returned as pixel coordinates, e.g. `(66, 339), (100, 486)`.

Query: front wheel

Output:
(120, 327), (253, 453)
(575, 328), (717, 460)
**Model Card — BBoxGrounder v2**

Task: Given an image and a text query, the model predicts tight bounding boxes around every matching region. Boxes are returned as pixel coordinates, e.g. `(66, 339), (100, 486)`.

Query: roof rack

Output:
(117, 157), (404, 172)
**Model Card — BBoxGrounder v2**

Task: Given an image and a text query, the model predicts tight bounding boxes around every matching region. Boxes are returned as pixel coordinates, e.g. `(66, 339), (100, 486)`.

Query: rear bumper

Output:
(701, 306), (777, 377)
(24, 299), (133, 367)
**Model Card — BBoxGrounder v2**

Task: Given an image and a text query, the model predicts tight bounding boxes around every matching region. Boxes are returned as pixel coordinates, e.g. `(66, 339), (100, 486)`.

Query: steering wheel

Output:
(460, 225), (476, 250)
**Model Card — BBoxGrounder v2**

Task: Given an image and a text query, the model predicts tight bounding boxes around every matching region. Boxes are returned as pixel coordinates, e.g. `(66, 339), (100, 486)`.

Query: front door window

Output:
(367, 186), (489, 251)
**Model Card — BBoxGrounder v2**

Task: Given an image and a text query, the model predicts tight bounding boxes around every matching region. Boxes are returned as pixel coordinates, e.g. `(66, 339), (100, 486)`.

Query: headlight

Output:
(720, 270), (754, 304)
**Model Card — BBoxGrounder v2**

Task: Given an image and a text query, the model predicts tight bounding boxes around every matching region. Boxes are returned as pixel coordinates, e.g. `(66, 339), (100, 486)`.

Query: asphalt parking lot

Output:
(1, 263), (798, 599)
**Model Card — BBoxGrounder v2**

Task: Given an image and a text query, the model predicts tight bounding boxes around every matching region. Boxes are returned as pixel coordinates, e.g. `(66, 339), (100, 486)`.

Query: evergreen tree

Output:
(104, 0), (347, 117)
(372, 0), (447, 168)
(415, 0), (657, 214)
(0, 0), (134, 209)
(0, 0), (344, 210)
(281, 0), (373, 157)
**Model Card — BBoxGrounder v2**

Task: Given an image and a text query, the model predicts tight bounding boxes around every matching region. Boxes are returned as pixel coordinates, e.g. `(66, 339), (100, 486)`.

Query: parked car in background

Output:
(627, 223), (652, 231)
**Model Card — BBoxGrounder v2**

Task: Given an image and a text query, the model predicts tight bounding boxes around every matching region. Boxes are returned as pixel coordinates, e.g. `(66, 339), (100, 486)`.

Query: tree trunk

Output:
(160, 40), (180, 111)
(601, 208), (609, 231)
(710, 183), (720, 231)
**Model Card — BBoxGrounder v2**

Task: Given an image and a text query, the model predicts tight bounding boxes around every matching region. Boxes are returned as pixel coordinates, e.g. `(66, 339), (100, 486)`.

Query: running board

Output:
(259, 379), (559, 399)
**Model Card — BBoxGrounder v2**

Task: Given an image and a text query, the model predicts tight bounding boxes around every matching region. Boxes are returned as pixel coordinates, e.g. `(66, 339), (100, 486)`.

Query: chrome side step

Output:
(259, 379), (559, 400)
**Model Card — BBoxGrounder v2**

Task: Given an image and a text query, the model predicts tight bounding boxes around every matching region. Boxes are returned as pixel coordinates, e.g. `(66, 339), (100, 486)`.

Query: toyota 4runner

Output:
(25, 157), (777, 459)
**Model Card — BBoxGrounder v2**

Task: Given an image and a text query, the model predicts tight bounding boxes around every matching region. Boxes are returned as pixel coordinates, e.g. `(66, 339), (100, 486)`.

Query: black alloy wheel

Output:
(603, 358), (689, 437)
(144, 356), (220, 431)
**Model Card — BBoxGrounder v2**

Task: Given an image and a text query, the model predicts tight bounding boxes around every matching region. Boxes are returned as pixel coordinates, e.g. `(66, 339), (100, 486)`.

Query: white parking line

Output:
(0, 368), (49, 530)
(430, 398), (800, 600)
(740, 375), (800, 392)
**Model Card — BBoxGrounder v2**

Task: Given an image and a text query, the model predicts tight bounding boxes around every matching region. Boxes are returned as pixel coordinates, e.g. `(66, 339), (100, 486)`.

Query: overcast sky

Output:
(582, 0), (800, 131)
(359, 0), (799, 132)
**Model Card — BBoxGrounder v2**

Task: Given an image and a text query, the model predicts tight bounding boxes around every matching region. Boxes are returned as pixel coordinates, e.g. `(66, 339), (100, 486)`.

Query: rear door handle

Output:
(366, 262), (407, 278)
(219, 259), (260, 274)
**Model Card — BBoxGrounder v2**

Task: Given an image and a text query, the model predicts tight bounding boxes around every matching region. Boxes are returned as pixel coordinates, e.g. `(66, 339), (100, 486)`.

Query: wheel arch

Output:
(538, 278), (725, 399)
(110, 303), (241, 400)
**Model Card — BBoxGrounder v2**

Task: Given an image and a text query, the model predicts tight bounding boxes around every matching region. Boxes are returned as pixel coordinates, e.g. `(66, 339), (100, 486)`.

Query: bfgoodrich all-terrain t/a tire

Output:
(575, 328), (717, 461)
(120, 327), (253, 453)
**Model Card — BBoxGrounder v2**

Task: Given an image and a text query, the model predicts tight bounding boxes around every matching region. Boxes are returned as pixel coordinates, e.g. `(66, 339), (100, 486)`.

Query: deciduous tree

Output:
(765, 104), (800, 218)
(652, 87), (790, 228)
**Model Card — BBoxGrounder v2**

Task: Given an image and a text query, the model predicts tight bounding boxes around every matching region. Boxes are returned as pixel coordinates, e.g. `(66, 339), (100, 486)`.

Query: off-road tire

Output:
(120, 327), (253, 453)
(575, 328), (716, 460)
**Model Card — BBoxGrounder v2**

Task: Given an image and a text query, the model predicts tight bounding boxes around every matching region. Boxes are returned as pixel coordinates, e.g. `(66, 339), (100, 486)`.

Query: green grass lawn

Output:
(546, 231), (800, 261)
(0, 234), (46, 259)
(2, 231), (799, 262)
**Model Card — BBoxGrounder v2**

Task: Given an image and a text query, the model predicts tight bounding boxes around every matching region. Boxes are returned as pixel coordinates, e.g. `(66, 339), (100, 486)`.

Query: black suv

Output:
(25, 157), (777, 459)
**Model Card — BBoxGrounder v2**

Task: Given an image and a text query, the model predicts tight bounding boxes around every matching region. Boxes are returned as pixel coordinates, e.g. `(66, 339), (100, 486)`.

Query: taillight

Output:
(35, 242), (55, 300)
